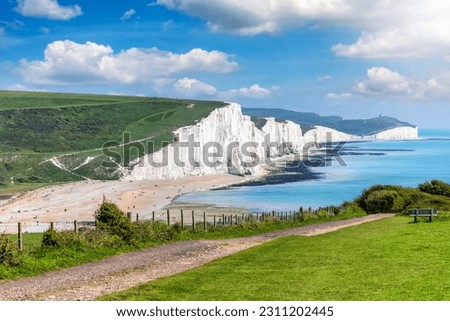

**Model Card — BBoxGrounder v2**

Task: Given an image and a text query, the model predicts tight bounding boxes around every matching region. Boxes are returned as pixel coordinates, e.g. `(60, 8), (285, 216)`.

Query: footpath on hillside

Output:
(0, 214), (393, 301)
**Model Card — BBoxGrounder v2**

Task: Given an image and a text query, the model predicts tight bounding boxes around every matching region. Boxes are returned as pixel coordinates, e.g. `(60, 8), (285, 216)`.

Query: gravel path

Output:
(0, 214), (393, 301)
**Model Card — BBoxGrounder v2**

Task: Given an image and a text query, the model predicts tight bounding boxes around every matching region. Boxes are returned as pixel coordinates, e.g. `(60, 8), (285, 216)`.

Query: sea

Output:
(174, 129), (450, 212)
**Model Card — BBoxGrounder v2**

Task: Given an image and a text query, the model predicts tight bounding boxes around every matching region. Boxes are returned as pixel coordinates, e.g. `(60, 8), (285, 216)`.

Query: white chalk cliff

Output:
(303, 126), (357, 142)
(124, 103), (418, 181)
(363, 126), (419, 140)
(125, 103), (304, 180)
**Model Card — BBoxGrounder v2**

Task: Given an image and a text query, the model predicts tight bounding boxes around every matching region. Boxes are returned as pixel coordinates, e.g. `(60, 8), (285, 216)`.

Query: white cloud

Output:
(0, 28), (5, 36)
(318, 75), (331, 82)
(7, 83), (47, 92)
(173, 79), (273, 100)
(326, 92), (351, 100)
(174, 78), (218, 96)
(355, 67), (413, 97)
(157, 0), (450, 59)
(331, 67), (450, 100)
(15, 0), (83, 20)
(18, 40), (239, 86)
(40, 27), (50, 34)
(221, 84), (272, 99)
(229, 84), (272, 99)
(120, 9), (136, 22)
(1, 19), (25, 30)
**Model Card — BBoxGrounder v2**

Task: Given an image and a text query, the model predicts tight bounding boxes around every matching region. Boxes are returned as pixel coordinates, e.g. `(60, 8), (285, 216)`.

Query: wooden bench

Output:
(409, 208), (438, 222)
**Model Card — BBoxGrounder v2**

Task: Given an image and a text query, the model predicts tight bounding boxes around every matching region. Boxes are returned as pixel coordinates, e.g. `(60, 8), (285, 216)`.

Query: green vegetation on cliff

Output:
(354, 180), (450, 214)
(0, 90), (223, 191)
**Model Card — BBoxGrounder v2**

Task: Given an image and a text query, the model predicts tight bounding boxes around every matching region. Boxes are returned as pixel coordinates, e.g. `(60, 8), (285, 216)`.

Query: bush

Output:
(0, 234), (22, 266)
(42, 229), (81, 248)
(95, 200), (134, 243)
(365, 190), (404, 213)
(418, 180), (450, 197)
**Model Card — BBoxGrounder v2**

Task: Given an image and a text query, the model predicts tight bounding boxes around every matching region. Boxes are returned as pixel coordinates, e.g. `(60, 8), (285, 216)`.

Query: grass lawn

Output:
(100, 216), (450, 301)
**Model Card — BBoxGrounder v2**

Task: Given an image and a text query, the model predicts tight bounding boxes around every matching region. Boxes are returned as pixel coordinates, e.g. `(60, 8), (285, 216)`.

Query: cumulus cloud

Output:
(156, 0), (450, 59)
(120, 9), (136, 22)
(330, 67), (450, 100)
(355, 67), (413, 97)
(15, 0), (83, 20)
(174, 78), (218, 96)
(224, 84), (272, 99)
(173, 78), (273, 100)
(18, 40), (238, 86)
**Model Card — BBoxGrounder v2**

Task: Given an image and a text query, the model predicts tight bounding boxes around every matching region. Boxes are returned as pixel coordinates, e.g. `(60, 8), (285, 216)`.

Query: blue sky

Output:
(1, 0), (450, 128)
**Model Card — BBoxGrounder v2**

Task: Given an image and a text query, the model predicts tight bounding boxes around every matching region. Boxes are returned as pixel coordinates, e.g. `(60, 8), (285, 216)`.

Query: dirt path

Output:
(0, 214), (393, 301)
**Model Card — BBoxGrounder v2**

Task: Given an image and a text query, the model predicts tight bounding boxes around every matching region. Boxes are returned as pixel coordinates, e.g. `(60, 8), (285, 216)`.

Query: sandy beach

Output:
(0, 174), (252, 234)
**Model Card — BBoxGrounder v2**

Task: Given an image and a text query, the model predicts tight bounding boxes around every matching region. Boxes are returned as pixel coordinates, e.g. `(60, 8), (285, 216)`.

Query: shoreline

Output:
(0, 173), (261, 234)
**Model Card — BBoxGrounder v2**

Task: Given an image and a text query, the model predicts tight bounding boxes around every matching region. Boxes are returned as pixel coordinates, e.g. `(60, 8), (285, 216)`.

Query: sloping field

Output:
(0, 91), (223, 191)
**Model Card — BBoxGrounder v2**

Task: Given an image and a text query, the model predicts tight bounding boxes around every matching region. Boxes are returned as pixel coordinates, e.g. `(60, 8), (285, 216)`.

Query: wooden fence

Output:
(9, 205), (341, 252)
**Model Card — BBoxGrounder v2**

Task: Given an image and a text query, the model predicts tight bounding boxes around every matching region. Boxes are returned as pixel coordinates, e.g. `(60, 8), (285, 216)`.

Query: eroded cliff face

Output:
(303, 126), (357, 143)
(124, 103), (418, 181)
(363, 126), (419, 140)
(124, 103), (304, 180)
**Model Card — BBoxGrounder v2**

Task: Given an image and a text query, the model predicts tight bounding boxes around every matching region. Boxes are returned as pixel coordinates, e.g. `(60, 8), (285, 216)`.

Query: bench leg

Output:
(414, 215), (418, 223)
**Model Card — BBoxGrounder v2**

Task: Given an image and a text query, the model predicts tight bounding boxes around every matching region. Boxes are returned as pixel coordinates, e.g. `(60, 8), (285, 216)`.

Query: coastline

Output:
(0, 173), (262, 234)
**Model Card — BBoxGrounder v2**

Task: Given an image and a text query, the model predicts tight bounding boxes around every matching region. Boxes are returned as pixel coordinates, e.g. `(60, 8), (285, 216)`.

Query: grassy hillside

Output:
(244, 108), (415, 135)
(101, 216), (450, 301)
(0, 90), (224, 192)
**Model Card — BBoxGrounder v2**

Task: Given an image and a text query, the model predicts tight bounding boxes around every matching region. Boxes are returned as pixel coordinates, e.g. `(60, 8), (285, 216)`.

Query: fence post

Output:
(181, 209), (184, 229)
(213, 215), (216, 227)
(167, 209), (170, 226)
(152, 211), (155, 223)
(74, 220), (78, 233)
(203, 212), (207, 232)
(50, 222), (54, 230)
(192, 210), (195, 232)
(136, 213), (139, 222)
(222, 214), (225, 226)
(235, 214), (238, 225)
(18, 222), (23, 252)
(127, 212), (132, 222)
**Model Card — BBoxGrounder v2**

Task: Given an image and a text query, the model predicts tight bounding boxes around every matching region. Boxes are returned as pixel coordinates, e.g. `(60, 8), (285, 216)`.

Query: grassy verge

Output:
(0, 207), (365, 281)
(100, 216), (450, 301)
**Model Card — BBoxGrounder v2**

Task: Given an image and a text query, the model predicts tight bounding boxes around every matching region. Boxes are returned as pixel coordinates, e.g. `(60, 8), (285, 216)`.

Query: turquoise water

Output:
(175, 129), (450, 212)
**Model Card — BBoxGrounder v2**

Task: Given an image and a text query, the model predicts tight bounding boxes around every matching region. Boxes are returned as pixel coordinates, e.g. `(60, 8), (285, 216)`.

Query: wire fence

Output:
(0, 205), (342, 253)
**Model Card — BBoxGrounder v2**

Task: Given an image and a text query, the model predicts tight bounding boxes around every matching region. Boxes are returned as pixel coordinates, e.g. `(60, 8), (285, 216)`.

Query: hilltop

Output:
(0, 90), (223, 190)
(243, 107), (415, 135)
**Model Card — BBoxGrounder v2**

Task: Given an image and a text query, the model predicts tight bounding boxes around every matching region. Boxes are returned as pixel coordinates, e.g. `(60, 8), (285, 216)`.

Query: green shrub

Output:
(147, 222), (177, 243)
(95, 200), (134, 243)
(418, 180), (450, 197)
(365, 190), (404, 213)
(42, 229), (81, 248)
(0, 234), (22, 266)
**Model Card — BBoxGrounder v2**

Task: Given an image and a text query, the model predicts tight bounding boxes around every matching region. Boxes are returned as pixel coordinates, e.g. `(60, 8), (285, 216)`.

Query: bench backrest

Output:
(409, 208), (437, 215)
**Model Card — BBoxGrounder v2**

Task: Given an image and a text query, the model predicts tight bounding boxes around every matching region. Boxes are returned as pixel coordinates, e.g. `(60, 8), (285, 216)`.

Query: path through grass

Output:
(101, 216), (450, 301)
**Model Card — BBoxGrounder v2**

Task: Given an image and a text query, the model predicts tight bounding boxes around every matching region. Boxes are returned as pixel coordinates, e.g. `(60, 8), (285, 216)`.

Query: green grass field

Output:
(0, 90), (224, 192)
(101, 216), (450, 301)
